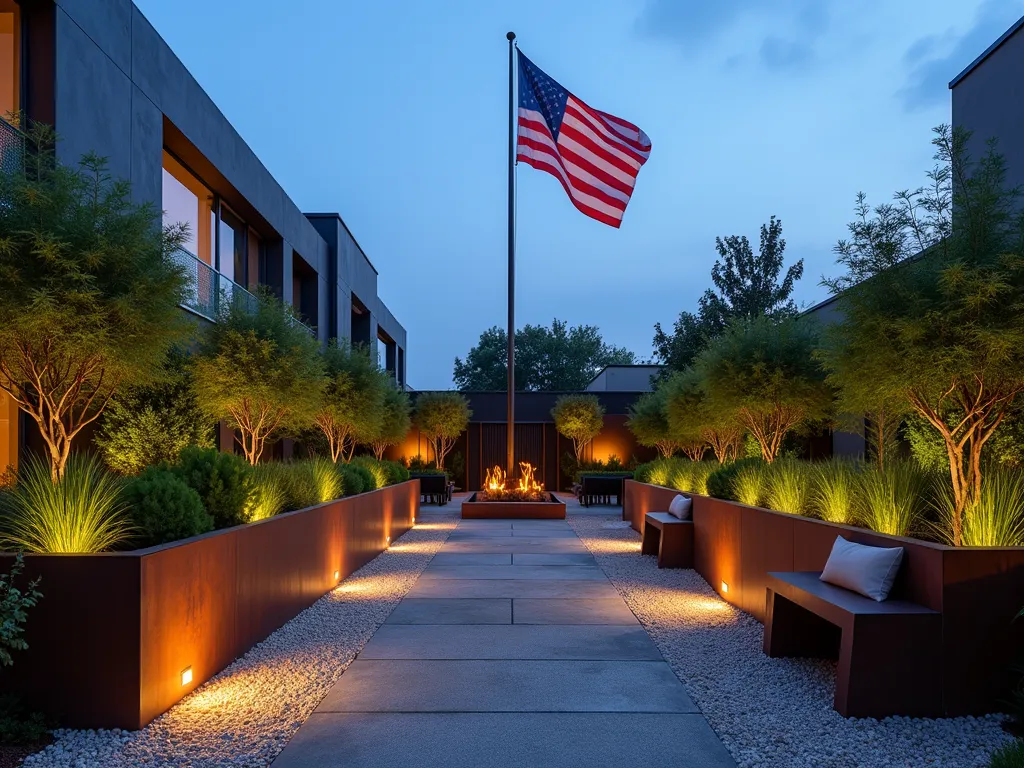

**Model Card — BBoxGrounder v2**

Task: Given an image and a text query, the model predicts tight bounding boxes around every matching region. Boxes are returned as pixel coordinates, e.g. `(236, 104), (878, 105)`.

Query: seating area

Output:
(412, 473), (452, 506)
(577, 474), (631, 506)
(763, 571), (942, 718)
(641, 511), (693, 568)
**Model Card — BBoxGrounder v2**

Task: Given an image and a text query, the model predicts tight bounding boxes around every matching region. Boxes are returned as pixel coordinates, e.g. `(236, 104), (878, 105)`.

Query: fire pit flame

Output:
(479, 462), (546, 501)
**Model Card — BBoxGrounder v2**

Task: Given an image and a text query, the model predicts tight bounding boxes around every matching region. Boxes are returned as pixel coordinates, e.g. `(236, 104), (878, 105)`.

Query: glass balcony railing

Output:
(0, 116), (25, 176)
(169, 246), (316, 337)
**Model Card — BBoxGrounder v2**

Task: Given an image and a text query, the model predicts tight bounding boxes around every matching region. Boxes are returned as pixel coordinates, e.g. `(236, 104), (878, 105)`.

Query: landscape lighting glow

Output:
(181, 666), (193, 686)
(721, 581), (729, 594)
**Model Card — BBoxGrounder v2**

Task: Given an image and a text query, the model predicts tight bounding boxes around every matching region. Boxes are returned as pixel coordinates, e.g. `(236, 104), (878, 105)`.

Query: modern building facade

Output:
(0, 0), (407, 468)
(585, 364), (663, 393)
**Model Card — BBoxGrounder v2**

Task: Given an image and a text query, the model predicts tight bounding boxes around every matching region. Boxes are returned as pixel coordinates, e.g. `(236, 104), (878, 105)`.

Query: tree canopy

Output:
(454, 319), (635, 391)
(366, 382), (412, 460)
(551, 394), (605, 462)
(695, 316), (831, 462)
(314, 342), (386, 462)
(662, 369), (743, 463)
(412, 391), (471, 469)
(193, 292), (324, 464)
(819, 126), (1024, 544)
(654, 216), (804, 372)
(0, 123), (192, 478)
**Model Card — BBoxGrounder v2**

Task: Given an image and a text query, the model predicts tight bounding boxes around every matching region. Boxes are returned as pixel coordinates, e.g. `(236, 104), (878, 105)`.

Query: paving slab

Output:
(359, 624), (661, 660)
(513, 598), (640, 625)
(385, 599), (511, 625)
(509, 529), (580, 538)
(271, 712), (735, 768)
(512, 553), (596, 566)
(420, 565), (607, 581)
(438, 541), (590, 554)
(429, 553), (512, 566)
(406, 579), (620, 599)
(315, 659), (699, 713)
(446, 530), (515, 540)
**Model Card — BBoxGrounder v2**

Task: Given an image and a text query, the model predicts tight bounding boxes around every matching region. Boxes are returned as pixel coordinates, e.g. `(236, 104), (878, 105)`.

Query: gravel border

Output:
(568, 512), (1013, 768)
(24, 515), (457, 768)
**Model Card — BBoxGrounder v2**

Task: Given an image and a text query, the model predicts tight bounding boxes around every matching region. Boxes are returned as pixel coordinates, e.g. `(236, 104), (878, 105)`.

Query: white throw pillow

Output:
(668, 494), (692, 520)
(819, 535), (904, 602)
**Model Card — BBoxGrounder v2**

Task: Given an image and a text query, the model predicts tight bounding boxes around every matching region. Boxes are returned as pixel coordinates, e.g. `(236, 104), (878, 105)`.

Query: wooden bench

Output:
(763, 571), (942, 718)
(641, 512), (693, 568)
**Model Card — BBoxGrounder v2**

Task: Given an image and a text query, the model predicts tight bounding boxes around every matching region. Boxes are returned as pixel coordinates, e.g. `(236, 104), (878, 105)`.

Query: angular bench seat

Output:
(641, 512), (693, 569)
(763, 571), (942, 718)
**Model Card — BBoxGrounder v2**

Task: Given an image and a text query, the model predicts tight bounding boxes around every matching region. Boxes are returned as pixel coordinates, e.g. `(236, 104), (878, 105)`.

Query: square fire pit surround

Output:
(461, 492), (567, 519)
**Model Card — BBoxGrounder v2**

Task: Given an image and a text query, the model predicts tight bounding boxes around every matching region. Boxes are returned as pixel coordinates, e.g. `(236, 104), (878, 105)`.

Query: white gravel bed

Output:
(24, 514), (458, 768)
(567, 513), (1013, 768)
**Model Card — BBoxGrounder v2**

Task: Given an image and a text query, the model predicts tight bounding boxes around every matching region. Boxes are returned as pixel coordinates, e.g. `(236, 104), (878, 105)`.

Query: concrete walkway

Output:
(272, 510), (735, 767)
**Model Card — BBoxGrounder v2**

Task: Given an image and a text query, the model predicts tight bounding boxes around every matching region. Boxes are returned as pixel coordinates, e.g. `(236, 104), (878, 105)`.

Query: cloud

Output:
(636, 0), (828, 73)
(898, 0), (1024, 111)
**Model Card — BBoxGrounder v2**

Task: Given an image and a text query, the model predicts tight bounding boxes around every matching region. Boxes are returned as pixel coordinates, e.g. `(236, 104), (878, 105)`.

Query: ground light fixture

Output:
(721, 581), (729, 594)
(333, 570), (340, 581)
(385, 536), (391, 546)
(180, 666), (193, 686)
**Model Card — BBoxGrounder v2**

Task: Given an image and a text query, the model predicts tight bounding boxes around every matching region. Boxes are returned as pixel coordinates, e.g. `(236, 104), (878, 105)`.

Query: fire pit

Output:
(460, 463), (567, 519)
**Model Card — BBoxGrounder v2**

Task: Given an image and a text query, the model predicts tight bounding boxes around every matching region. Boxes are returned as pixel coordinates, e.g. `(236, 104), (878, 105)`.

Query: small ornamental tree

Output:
(696, 316), (831, 463)
(412, 391), (471, 470)
(193, 292), (324, 464)
(552, 394), (605, 463)
(314, 341), (385, 462)
(821, 126), (1024, 544)
(627, 388), (679, 458)
(95, 349), (214, 474)
(0, 123), (191, 479)
(367, 383), (412, 460)
(663, 368), (743, 463)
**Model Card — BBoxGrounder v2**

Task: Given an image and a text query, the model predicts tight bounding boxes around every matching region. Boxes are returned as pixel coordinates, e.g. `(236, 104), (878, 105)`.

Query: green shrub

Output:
(1, 455), (131, 553)
(351, 456), (388, 490)
(811, 459), (860, 524)
(0, 695), (50, 745)
(764, 459), (812, 515)
(95, 351), (213, 475)
(121, 467), (212, 547)
(0, 554), (42, 668)
(250, 464), (287, 520)
(344, 463), (376, 495)
(172, 447), (253, 529)
(937, 468), (1024, 547)
(338, 463), (366, 496)
(989, 740), (1024, 768)
(635, 457), (679, 487)
(857, 461), (927, 537)
(381, 460), (411, 486)
(706, 458), (764, 501)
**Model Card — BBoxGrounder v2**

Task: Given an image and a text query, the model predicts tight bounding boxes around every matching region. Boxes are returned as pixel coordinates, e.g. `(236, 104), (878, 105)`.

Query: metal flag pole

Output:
(506, 31), (517, 476)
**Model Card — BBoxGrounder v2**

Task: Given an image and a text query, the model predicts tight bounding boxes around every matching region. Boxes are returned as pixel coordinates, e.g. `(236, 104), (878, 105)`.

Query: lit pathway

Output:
(272, 498), (734, 767)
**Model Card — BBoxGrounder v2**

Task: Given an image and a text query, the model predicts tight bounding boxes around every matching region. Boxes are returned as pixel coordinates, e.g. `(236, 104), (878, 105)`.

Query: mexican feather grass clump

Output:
(0, 455), (131, 553)
(764, 459), (812, 515)
(249, 465), (288, 521)
(811, 459), (860, 524)
(733, 463), (765, 507)
(856, 460), (927, 538)
(936, 469), (1024, 547)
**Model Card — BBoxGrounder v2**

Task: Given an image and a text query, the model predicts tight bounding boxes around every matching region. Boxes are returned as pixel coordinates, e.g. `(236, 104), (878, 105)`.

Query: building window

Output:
(219, 204), (246, 285)
(0, 4), (19, 119)
(161, 150), (215, 265)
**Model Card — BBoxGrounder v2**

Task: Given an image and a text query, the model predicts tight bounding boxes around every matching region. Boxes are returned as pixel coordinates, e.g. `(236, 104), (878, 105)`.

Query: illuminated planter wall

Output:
(623, 479), (1024, 716)
(0, 480), (418, 730)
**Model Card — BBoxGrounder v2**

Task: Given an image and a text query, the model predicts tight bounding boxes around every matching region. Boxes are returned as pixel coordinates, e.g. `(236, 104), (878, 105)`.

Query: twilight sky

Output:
(136, 0), (1024, 390)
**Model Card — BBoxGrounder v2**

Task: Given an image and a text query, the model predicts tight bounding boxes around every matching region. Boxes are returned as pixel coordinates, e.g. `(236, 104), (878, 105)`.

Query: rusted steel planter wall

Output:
(0, 480), (417, 730)
(623, 479), (1024, 716)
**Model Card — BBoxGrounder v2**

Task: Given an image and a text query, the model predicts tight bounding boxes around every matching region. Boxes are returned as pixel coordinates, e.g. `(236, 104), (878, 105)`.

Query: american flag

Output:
(516, 52), (651, 228)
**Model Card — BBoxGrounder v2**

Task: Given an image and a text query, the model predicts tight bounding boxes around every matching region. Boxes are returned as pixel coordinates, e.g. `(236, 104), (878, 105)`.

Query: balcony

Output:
(170, 246), (315, 336)
(0, 116), (25, 175)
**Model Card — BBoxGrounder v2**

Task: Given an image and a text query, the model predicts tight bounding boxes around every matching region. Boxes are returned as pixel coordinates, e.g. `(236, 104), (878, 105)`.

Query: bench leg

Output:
(640, 526), (660, 557)
(835, 613), (942, 718)
(763, 590), (841, 659)
(657, 525), (693, 569)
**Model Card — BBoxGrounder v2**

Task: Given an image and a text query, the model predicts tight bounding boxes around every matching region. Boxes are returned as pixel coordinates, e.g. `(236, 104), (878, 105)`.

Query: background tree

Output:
(663, 368), (743, 463)
(552, 394), (605, 463)
(193, 292), (324, 464)
(696, 316), (831, 462)
(626, 388), (679, 458)
(95, 349), (214, 474)
(367, 383), (412, 460)
(412, 391), (471, 470)
(820, 126), (1024, 544)
(654, 216), (804, 371)
(454, 319), (635, 391)
(0, 123), (191, 479)
(314, 341), (385, 462)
